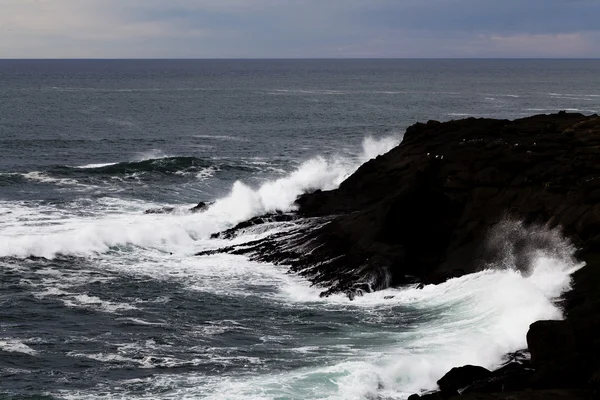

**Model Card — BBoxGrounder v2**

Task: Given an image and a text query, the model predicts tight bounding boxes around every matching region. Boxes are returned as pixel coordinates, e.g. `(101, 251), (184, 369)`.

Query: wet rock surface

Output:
(212, 113), (600, 300)
(145, 201), (212, 215)
(203, 113), (600, 399)
(437, 365), (492, 395)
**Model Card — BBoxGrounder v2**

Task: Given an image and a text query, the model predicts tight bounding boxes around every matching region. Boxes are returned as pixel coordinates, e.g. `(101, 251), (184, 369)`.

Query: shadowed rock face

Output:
(229, 112), (600, 299)
(200, 112), (600, 399)
(437, 365), (492, 395)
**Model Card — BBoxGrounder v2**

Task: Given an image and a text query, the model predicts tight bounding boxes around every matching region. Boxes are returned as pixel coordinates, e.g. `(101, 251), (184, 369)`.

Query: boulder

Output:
(190, 201), (210, 213)
(144, 206), (175, 214)
(437, 365), (492, 394)
(462, 362), (534, 394)
(526, 318), (600, 388)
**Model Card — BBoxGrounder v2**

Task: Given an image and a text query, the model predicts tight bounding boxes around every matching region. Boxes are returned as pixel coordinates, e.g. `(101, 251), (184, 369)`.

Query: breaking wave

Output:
(0, 135), (401, 259)
(65, 157), (213, 175)
(0, 134), (584, 399)
(46, 220), (582, 400)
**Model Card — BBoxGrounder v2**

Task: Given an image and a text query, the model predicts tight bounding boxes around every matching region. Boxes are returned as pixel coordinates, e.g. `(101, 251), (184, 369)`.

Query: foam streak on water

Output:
(1, 59), (597, 400)
(52, 227), (581, 399)
(0, 136), (400, 259)
(0, 134), (583, 400)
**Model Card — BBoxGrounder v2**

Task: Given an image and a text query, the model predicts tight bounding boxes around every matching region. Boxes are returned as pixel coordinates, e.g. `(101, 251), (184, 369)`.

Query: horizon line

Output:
(1, 57), (600, 61)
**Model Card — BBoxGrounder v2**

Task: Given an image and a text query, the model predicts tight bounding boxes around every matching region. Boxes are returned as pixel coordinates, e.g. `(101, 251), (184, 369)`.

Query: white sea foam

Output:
(268, 89), (349, 95)
(33, 286), (137, 314)
(195, 166), (218, 180)
(484, 93), (520, 98)
(116, 317), (166, 326)
(57, 221), (580, 400)
(272, 223), (580, 399)
(448, 113), (475, 117)
(525, 107), (598, 113)
(4, 133), (581, 400)
(75, 162), (119, 169)
(0, 135), (401, 259)
(62, 294), (138, 313)
(133, 149), (173, 162)
(548, 92), (600, 98)
(48, 218), (582, 400)
(0, 339), (38, 356)
(194, 134), (248, 142)
(22, 171), (80, 186)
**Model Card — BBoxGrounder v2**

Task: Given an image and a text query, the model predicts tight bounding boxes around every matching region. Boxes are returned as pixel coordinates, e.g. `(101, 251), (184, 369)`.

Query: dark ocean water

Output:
(0, 59), (597, 399)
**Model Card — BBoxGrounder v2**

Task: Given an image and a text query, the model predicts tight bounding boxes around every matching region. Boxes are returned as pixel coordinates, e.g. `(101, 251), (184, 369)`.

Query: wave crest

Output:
(66, 157), (211, 175)
(0, 135), (402, 259)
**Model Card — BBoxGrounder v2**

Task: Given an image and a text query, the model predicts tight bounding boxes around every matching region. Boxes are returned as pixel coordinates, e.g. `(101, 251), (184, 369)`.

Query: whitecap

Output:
(0, 135), (401, 259)
(0, 339), (38, 356)
(75, 162), (119, 169)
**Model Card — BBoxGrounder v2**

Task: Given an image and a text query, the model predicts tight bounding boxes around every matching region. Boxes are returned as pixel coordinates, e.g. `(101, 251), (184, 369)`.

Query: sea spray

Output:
(0, 135), (401, 259)
(88, 224), (580, 400)
(481, 218), (580, 276)
(4, 208), (583, 399)
(248, 222), (581, 399)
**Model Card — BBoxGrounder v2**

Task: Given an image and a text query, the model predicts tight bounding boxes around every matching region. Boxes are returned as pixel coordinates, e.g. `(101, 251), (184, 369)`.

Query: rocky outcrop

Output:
(437, 365), (493, 396)
(145, 201), (212, 215)
(189, 201), (210, 213)
(201, 112), (600, 399)
(407, 315), (600, 399)
(144, 206), (176, 214)
(209, 212), (298, 240)
(527, 318), (600, 389)
(216, 112), (600, 300)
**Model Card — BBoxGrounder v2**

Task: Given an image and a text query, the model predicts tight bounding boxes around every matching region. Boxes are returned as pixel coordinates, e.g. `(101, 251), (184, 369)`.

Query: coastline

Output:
(206, 112), (600, 398)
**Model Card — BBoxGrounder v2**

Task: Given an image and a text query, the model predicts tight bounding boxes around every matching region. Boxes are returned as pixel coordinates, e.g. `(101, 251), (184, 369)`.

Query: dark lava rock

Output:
(210, 212), (298, 239)
(437, 365), (492, 394)
(462, 362), (535, 394)
(190, 201), (210, 213)
(144, 206), (175, 214)
(145, 202), (212, 215)
(407, 393), (445, 400)
(526, 318), (600, 388)
(407, 393), (444, 400)
(222, 113), (600, 297)
(202, 113), (600, 399)
(458, 389), (589, 399)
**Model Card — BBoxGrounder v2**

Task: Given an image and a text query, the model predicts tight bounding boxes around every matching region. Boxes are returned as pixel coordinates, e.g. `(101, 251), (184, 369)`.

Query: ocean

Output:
(0, 59), (598, 399)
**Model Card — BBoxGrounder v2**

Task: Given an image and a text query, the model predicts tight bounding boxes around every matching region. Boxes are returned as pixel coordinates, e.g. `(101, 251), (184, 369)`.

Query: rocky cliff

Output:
(203, 112), (600, 399)
(215, 113), (599, 298)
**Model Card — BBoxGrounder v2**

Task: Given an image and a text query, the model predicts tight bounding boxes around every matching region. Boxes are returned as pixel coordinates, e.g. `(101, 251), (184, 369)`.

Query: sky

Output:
(1, 0), (599, 58)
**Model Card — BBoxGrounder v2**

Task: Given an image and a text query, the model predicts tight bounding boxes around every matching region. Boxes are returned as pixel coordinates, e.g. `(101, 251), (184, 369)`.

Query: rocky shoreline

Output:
(202, 112), (600, 399)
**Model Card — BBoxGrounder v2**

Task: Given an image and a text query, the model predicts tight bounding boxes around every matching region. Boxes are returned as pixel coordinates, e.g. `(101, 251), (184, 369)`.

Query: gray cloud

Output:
(0, 0), (598, 58)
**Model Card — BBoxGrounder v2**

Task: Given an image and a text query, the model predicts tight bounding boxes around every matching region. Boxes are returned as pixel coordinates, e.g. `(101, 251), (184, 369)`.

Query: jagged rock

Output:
(458, 389), (589, 399)
(437, 365), (492, 394)
(201, 113), (600, 398)
(210, 212), (298, 239)
(218, 113), (600, 298)
(144, 201), (211, 215)
(589, 369), (600, 399)
(407, 393), (444, 400)
(144, 206), (175, 214)
(526, 318), (600, 388)
(462, 362), (534, 394)
(190, 201), (210, 213)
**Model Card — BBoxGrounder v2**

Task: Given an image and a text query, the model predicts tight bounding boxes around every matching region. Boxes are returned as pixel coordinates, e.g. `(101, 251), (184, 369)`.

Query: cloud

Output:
(0, 0), (598, 58)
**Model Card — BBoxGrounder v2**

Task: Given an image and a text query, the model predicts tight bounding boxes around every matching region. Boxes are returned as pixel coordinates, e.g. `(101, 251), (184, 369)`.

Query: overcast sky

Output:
(1, 0), (599, 58)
